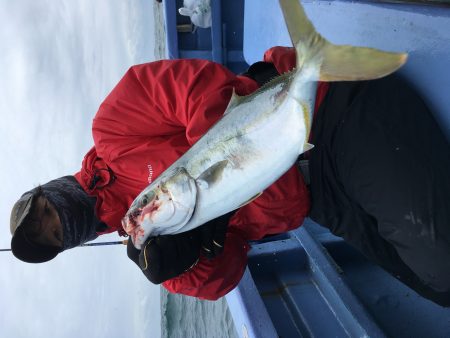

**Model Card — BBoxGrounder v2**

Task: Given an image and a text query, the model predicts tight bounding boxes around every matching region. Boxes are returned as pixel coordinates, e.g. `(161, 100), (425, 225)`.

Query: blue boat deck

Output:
(162, 1), (450, 337)
(228, 220), (450, 338)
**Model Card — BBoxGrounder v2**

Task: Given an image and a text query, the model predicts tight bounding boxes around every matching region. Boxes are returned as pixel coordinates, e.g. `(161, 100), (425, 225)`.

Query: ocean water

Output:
(160, 289), (238, 338)
(153, 0), (167, 61)
(153, 4), (238, 338)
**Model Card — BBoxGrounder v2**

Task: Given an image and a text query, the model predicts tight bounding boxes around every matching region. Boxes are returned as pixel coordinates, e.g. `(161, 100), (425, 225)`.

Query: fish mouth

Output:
(122, 193), (196, 243)
(121, 208), (142, 234)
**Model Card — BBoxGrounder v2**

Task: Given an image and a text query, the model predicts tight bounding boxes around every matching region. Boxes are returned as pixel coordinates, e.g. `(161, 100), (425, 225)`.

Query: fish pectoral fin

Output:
(303, 143), (314, 153)
(239, 192), (263, 208)
(196, 160), (229, 189)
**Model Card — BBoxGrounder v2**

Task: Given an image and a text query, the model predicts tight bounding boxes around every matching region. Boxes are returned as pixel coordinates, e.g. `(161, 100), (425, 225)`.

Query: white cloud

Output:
(0, 1), (161, 337)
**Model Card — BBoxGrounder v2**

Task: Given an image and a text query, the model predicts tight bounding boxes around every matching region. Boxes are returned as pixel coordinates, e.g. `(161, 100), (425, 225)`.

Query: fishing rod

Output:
(0, 240), (128, 252)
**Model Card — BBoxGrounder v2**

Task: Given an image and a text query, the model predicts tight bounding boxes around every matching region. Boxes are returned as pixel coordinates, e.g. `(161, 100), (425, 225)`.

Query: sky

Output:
(0, 1), (162, 337)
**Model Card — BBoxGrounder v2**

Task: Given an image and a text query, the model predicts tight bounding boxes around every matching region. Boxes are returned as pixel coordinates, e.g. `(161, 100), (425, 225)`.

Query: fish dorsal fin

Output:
(196, 160), (229, 189)
(224, 89), (243, 114)
(279, 0), (407, 82)
(239, 192), (263, 208)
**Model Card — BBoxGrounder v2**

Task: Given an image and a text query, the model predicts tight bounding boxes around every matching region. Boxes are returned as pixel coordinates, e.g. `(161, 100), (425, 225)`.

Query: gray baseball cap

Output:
(10, 192), (60, 263)
(10, 192), (34, 236)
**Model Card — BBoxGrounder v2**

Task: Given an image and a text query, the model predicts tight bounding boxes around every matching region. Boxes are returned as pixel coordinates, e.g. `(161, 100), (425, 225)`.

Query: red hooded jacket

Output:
(74, 47), (327, 300)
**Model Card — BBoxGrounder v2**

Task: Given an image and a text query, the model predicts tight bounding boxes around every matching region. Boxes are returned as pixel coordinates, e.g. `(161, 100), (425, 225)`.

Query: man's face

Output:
(25, 196), (63, 249)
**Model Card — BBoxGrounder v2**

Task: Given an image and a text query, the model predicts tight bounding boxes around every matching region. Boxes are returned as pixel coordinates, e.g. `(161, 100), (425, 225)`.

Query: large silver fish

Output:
(122, 0), (407, 249)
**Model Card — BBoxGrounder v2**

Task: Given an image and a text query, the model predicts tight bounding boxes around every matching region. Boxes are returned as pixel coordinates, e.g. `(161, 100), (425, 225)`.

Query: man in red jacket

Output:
(10, 47), (450, 305)
(9, 47), (311, 300)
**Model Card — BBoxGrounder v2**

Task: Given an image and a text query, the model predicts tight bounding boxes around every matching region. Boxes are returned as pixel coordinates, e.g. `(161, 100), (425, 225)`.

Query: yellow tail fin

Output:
(279, 0), (407, 81)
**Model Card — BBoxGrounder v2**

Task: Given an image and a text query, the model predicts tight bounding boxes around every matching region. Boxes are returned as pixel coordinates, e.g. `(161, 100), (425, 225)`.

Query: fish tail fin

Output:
(279, 0), (407, 81)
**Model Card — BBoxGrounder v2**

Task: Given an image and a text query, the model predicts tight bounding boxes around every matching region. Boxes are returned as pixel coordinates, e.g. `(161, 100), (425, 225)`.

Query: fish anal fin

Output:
(239, 192), (263, 208)
(303, 143), (314, 153)
(196, 160), (229, 189)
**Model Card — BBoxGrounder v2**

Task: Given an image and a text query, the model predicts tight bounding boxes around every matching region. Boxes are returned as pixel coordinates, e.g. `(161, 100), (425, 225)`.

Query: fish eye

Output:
(141, 196), (148, 206)
(140, 191), (155, 207)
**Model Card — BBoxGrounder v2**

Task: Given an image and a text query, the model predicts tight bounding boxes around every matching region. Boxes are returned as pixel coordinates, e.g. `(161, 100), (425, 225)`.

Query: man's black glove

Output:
(136, 228), (202, 284)
(199, 212), (233, 260)
(126, 212), (234, 284)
